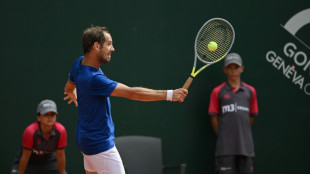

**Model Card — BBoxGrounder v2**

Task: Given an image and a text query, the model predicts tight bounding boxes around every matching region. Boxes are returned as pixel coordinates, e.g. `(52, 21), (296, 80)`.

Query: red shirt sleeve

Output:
(250, 87), (258, 115)
(244, 83), (259, 115)
(22, 122), (38, 149)
(54, 122), (67, 149)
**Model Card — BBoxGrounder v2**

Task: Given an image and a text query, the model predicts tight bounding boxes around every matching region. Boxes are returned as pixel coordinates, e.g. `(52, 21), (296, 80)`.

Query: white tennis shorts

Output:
(82, 146), (125, 174)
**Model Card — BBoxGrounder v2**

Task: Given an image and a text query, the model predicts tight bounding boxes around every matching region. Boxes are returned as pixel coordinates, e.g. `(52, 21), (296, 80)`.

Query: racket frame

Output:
(183, 18), (235, 89)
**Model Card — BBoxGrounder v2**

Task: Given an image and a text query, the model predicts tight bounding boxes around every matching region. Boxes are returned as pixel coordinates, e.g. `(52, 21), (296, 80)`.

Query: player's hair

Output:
(82, 25), (110, 55)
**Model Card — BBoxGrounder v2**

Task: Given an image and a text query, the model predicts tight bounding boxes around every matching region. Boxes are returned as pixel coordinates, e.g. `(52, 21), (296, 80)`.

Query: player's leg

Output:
(236, 155), (254, 174)
(86, 170), (98, 174)
(83, 146), (125, 174)
(215, 155), (236, 174)
(83, 153), (98, 174)
(100, 146), (125, 174)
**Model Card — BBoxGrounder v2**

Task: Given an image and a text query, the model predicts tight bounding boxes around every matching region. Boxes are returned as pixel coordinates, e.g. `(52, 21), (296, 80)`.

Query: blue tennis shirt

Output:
(69, 56), (118, 155)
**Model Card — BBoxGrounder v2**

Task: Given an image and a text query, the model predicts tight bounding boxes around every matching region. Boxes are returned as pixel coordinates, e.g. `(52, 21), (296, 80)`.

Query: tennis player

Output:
(64, 26), (188, 174)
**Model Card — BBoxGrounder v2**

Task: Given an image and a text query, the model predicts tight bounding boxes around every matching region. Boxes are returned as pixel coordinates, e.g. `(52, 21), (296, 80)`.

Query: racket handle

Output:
(182, 77), (193, 89)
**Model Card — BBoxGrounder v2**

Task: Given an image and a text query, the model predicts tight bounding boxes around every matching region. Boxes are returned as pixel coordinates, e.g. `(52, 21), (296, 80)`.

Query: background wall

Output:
(1, 0), (309, 173)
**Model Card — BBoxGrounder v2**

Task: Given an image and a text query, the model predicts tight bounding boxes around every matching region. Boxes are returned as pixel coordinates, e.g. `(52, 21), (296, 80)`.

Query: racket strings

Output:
(196, 19), (234, 63)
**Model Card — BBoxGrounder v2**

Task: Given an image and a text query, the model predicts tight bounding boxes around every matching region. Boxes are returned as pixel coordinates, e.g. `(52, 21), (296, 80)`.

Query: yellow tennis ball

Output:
(208, 41), (218, 51)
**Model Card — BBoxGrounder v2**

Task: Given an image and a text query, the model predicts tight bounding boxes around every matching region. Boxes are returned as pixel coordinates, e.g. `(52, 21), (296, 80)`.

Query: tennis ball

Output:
(208, 41), (218, 51)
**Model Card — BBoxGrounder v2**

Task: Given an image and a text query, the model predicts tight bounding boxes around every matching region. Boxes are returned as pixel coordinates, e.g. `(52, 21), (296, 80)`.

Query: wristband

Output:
(166, 90), (173, 101)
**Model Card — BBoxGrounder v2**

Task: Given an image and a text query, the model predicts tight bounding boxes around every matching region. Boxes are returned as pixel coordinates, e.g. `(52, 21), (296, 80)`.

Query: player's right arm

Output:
(210, 115), (219, 134)
(64, 80), (78, 107)
(18, 149), (32, 174)
(111, 83), (188, 102)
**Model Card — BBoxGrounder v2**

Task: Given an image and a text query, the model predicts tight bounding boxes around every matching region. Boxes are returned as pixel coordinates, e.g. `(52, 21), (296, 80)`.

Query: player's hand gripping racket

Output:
(182, 18), (235, 89)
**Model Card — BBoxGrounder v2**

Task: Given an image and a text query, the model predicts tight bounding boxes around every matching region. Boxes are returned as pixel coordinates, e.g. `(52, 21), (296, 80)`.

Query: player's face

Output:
(224, 63), (244, 80)
(98, 32), (115, 64)
(37, 112), (57, 127)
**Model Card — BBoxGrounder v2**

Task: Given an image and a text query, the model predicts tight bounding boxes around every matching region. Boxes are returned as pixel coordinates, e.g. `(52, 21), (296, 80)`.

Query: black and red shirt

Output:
(22, 121), (67, 162)
(209, 82), (258, 157)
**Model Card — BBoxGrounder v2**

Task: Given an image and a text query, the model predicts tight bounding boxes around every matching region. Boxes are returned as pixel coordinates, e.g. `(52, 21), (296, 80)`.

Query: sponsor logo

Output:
(282, 8), (310, 49)
(33, 149), (44, 155)
(43, 103), (51, 107)
(266, 8), (310, 96)
(222, 103), (249, 113)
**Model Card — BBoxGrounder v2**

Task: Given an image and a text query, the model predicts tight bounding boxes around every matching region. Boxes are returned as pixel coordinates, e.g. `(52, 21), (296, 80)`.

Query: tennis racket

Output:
(182, 18), (235, 89)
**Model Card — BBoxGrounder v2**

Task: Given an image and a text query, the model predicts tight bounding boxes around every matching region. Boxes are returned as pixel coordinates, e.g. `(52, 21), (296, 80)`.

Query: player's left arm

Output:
(64, 80), (78, 107)
(56, 149), (66, 174)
